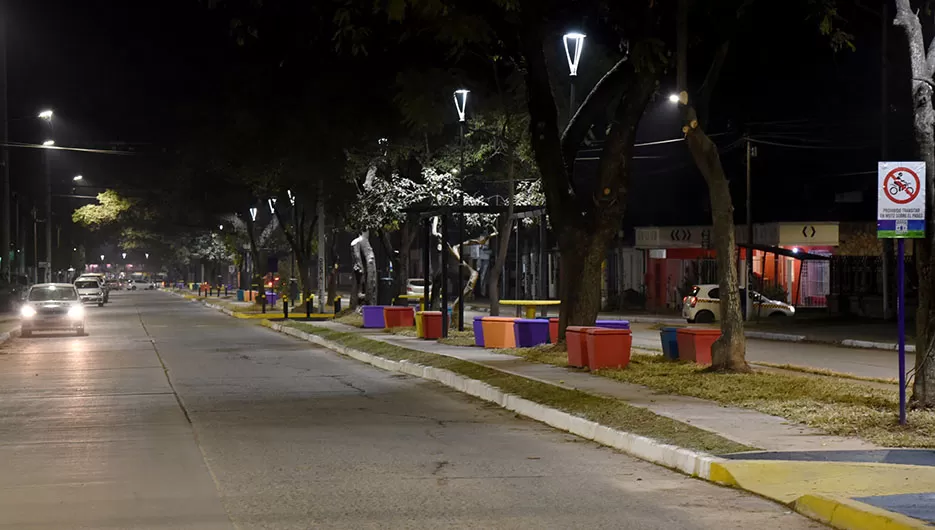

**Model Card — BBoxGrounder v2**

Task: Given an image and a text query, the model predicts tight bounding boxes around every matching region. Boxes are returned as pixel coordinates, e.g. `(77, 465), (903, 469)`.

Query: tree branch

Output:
(895, 0), (930, 82)
(695, 41), (730, 129)
(560, 57), (633, 175)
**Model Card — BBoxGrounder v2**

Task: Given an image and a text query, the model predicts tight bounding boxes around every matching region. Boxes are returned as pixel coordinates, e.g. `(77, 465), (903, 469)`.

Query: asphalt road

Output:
(0, 291), (823, 529)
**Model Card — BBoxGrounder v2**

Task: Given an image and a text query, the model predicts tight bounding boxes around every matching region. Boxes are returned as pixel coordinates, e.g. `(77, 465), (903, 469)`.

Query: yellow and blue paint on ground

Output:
(714, 450), (935, 529)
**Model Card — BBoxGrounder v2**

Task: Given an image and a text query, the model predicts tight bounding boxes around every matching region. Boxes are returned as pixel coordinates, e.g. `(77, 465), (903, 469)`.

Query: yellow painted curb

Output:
(795, 494), (932, 530)
(708, 461), (739, 486)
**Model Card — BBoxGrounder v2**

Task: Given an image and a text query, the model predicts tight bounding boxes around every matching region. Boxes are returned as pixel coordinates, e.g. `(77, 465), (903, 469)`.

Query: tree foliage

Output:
(71, 190), (135, 229)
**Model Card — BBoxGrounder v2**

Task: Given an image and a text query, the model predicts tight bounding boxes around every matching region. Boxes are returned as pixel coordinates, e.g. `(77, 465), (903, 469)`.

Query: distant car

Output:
(77, 273), (110, 303)
(74, 278), (105, 307)
(682, 284), (795, 323)
(406, 279), (429, 296)
(130, 279), (154, 290)
(20, 283), (86, 337)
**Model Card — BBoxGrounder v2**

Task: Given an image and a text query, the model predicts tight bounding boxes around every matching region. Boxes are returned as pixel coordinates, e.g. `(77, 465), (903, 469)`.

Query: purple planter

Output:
(473, 316), (485, 347)
(513, 318), (551, 348)
(266, 292), (278, 306)
(362, 306), (387, 328)
(596, 319), (630, 330)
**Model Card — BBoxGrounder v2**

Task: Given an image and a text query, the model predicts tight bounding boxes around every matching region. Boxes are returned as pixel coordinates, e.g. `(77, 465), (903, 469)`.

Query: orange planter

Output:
(676, 328), (722, 365)
(586, 328), (632, 370)
(422, 311), (443, 339)
(383, 306), (415, 328)
(566, 326), (597, 368)
(481, 317), (516, 348)
(549, 318), (559, 344)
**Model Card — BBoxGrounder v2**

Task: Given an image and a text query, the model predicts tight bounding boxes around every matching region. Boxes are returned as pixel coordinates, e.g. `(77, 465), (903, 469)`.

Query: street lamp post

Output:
(562, 33), (586, 118)
(453, 88), (469, 332)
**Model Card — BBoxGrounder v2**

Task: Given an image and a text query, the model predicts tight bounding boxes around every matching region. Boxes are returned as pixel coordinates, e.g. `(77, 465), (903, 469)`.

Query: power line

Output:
(747, 137), (871, 150)
(1, 142), (138, 155)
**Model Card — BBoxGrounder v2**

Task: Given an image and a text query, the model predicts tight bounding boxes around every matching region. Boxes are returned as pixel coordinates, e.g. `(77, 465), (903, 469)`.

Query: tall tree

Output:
(894, 0), (935, 407)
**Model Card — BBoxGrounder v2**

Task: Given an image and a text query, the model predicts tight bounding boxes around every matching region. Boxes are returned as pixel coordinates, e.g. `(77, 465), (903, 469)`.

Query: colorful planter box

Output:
(549, 317), (559, 344)
(676, 328), (722, 365)
(415, 311), (425, 338)
(481, 317), (516, 348)
(513, 319), (550, 348)
(384, 306), (415, 328)
(660, 327), (680, 360)
(422, 311), (443, 339)
(266, 292), (278, 306)
(473, 316), (485, 347)
(595, 319), (630, 330)
(362, 306), (387, 328)
(586, 328), (632, 370)
(566, 326), (597, 368)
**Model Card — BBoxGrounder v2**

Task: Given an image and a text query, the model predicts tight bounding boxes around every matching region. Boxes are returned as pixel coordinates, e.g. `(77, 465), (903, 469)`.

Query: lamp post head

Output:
(268, 197), (277, 214)
(287, 189), (295, 205)
(122, 252), (127, 259)
(73, 175), (83, 181)
(563, 32), (586, 76)
(219, 224), (224, 231)
(453, 89), (469, 122)
(42, 140), (55, 146)
(38, 110), (53, 120)
(145, 253), (149, 259)
(100, 254), (105, 262)
(249, 207), (258, 221)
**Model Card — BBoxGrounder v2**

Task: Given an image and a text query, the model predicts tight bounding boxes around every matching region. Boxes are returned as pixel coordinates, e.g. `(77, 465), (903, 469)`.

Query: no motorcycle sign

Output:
(878, 161), (926, 239)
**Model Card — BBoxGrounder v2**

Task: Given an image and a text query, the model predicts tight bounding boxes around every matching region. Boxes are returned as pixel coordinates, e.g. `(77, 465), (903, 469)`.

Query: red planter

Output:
(585, 328), (632, 370)
(566, 326), (597, 368)
(549, 318), (559, 344)
(383, 306), (415, 328)
(676, 328), (722, 365)
(422, 311), (443, 339)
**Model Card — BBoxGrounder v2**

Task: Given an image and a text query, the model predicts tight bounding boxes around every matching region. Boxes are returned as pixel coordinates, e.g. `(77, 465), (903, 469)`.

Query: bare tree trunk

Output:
(488, 213), (512, 317)
(359, 231), (377, 304)
(677, 0), (747, 372)
(895, 0), (935, 407)
(351, 237), (363, 310)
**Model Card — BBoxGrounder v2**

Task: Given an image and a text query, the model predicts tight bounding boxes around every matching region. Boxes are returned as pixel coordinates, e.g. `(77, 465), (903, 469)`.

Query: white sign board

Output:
(878, 161), (926, 238)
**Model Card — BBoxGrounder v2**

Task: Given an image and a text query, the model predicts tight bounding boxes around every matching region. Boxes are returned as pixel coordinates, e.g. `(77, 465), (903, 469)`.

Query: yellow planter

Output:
(415, 311), (426, 338)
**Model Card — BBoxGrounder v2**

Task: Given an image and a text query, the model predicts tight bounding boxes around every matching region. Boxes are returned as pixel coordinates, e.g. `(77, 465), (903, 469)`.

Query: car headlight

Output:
(67, 305), (85, 319)
(20, 305), (36, 318)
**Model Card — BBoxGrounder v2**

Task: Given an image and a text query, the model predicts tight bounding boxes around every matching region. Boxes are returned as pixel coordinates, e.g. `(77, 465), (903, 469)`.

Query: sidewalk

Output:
(182, 292), (935, 529)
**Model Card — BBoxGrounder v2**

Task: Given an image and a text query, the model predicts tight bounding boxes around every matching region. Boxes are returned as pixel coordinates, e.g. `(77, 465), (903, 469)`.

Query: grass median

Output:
(283, 321), (753, 455)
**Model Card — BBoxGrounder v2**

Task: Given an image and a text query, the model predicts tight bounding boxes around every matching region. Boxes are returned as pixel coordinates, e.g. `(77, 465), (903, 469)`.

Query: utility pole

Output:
(0, 14), (9, 283)
(44, 151), (52, 282)
(317, 183), (326, 314)
(745, 137), (753, 321)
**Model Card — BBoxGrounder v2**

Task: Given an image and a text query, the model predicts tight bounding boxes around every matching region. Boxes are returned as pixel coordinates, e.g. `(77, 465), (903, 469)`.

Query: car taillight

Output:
(689, 296), (697, 308)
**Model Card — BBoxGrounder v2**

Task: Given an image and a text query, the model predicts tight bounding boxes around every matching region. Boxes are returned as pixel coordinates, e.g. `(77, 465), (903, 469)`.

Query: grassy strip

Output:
(438, 330), (475, 347)
(283, 321), (754, 455)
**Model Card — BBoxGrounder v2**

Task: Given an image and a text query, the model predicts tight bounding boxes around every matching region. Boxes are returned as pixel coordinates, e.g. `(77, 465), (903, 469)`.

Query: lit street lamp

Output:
(42, 140), (54, 146)
(249, 207), (258, 221)
(38, 110), (53, 120)
(219, 224), (224, 231)
(100, 254), (104, 262)
(562, 32), (586, 114)
(268, 197), (277, 214)
(145, 253), (149, 259)
(73, 175), (83, 181)
(122, 252), (127, 260)
(453, 89), (470, 333)
(668, 93), (680, 104)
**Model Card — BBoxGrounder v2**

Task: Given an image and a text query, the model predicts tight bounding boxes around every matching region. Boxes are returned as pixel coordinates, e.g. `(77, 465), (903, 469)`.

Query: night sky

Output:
(4, 1), (907, 235)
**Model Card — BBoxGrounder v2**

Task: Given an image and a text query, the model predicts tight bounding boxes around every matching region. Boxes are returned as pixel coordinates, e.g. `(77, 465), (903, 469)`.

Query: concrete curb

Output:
(840, 339), (916, 353)
(745, 331), (807, 342)
(794, 494), (931, 530)
(265, 320), (720, 480)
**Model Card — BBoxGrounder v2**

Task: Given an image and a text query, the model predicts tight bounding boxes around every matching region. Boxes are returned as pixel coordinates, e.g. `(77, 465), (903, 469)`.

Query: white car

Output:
(682, 284), (795, 323)
(130, 279), (154, 290)
(20, 283), (86, 337)
(74, 278), (105, 306)
(406, 279), (429, 296)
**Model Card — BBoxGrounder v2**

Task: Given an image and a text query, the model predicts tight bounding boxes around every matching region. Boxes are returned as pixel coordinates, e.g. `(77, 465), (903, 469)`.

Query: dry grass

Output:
(438, 330), (476, 347)
(495, 343), (569, 366)
(385, 326), (418, 338)
(334, 311), (364, 327)
(751, 361), (898, 385)
(285, 322), (753, 455)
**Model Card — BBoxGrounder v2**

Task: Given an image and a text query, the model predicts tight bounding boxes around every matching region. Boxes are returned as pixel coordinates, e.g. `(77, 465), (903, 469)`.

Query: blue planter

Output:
(660, 327), (680, 360)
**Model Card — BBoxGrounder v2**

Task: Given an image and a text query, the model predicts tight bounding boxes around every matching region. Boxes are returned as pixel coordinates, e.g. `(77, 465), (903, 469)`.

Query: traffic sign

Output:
(878, 161), (926, 239)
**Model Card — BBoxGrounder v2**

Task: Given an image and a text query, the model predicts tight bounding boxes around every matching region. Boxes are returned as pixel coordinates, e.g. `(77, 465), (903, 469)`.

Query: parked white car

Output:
(406, 279), (429, 296)
(682, 284), (795, 323)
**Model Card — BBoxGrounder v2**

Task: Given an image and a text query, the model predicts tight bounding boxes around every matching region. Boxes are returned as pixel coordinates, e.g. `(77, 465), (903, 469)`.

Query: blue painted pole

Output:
(898, 238), (907, 425)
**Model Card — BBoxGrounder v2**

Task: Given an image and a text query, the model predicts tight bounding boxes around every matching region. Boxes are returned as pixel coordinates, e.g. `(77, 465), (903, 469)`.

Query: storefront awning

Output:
(739, 243), (831, 261)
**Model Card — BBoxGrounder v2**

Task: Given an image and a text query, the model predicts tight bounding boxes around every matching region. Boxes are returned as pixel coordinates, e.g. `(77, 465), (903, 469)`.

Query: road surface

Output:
(0, 291), (822, 529)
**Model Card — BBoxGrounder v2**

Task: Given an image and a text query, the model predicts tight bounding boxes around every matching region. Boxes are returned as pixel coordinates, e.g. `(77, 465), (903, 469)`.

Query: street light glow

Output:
(249, 207), (258, 221)
(219, 224), (224, 231)
(453, 89), (469, 122)
(563, 32), (586, 76)
(73, 175), (83, 181)
(38, 110), (53, 120)
(287, 189), (295, 205)
(100, 254), (105, 262)
(42, 140), (55, 146)
(122, 252), (127, 259)
(268, 197), (277, 214)
(145, 253), (149, 259)
(668, 93), (680, 103)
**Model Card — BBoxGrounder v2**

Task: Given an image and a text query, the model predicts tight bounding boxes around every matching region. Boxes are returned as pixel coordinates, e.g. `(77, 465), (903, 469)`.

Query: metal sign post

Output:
(877, 161), (926, 425)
